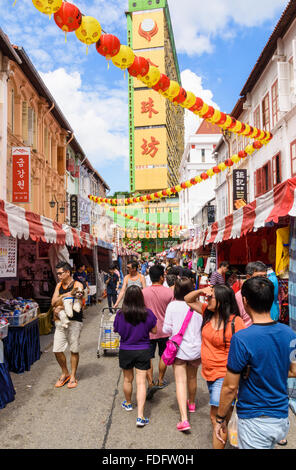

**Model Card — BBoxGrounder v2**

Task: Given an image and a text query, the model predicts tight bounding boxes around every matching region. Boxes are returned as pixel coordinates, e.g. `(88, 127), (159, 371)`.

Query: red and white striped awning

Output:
(204, 177), (296, 246)
(0, 199), (98, 249)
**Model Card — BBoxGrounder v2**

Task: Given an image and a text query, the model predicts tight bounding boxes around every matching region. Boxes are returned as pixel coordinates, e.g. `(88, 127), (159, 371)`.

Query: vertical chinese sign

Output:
(233, 169), (247, 211)
(12, 147), (31, 203)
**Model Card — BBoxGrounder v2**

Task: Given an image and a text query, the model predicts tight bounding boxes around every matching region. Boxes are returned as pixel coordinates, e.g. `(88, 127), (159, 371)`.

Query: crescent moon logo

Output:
(139, 19), (159, 42)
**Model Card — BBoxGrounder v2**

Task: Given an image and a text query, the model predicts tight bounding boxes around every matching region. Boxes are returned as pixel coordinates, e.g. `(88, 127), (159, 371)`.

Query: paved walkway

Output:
(0, 301), (295, 449)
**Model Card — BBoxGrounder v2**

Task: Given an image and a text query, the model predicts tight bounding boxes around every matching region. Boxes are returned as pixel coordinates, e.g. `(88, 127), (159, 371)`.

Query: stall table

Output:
(3, 317), (41, 374)
(0, 341), (15, 408)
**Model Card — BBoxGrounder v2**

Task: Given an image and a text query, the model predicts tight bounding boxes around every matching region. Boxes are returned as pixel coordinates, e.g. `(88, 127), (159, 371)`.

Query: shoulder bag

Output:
(162, 308), (194, 366)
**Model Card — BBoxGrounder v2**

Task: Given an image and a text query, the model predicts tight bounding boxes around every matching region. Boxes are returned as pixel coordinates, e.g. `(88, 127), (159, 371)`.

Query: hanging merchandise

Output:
(275, 227), (290, 277)
(32, 0), (63, 17)
(54, 1), (82, 41)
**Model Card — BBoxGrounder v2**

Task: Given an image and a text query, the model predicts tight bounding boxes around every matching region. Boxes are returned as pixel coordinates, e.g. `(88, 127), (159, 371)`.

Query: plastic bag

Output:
(228, 405), (238, 448)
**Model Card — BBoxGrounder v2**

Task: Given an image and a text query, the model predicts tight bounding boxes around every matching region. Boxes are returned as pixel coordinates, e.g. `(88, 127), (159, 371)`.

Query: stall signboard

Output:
(233, 169), (247, 210)
(0, 234), (17, 278)
(12, 147), (31, 203)
(70, 195), (78, 227)
(81, 224), (90, 234)
(207, 205), (215, 225)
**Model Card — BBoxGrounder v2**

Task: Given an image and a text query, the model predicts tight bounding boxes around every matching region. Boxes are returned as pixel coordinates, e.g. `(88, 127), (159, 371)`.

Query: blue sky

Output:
(0, 0), (289, 194)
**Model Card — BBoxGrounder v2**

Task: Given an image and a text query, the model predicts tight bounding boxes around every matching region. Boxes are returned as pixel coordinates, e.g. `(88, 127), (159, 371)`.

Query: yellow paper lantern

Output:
(207, 168), (215, 177)
(194, 176), (202, 183)
(180, 91), (196, 109)
(218, 162), (227, 171)
(222, 115), (232, 129)
(241, 124), (251, 136)
(231, 154), (241, 164)
(175, 184), (182, 192)
(245, 144), (255, 155)
(75, 16), (102, 46)
(231, 121), (242, 133)
(32, 0), (62, 16)
(140, 66), (161, 88)
(249, 127), (259, 139)
(161, 80), (180, 101)
(208, 109), (222, 123)
(198, 103), (209, 117)
(185, 181), (192, 188)
(112, 45), (135, 70)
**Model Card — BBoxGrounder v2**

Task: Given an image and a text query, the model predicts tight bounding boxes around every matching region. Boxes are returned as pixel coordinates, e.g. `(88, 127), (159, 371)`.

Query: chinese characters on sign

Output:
(70, 195), (78, 228)
(141, 98), (159, 119)
(0, 234), (17, 278)
(233, 169), (247, 210)
(12, 147), (31, 203)
(141, 136), (160, 158)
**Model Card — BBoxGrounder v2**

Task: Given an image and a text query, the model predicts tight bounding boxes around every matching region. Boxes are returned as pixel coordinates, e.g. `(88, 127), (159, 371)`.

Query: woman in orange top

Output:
(185, 284), (245, 449)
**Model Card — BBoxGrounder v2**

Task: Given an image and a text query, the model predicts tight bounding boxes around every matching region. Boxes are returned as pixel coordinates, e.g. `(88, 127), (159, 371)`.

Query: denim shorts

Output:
(207, 378), (224, 407)
(238, 416), (290, 449)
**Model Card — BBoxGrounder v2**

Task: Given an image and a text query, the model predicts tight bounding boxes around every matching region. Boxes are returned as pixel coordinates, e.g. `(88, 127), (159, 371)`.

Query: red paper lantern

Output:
(228, 117), (237, 129)
(202, 106), (215, 119)
(190, 178), (197, 185)
(216, 112), (227, 126)
(253, 141), (263, 150)
(128, 56), (149, 77)
(189, 97), (204, 113)
(146, 195), (152, 200)
(173, 88), (187, 104)
(213, 166), (221, 174)
(152, 73), (170, 92)
(245, 125), (254, 137)
(237, 123), (246, 135)
(96, 34), (120, 59)
(201, 173), (209, 180)
(238, 150), (248, 158)
(181, 182), (187, 189)
(54, 2), (82, 33)
(162, 190), (168, 196)
(225, 159), (234, 167)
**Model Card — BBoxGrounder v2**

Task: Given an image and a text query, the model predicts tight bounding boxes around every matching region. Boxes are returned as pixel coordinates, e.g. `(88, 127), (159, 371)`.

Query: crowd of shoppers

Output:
(51, 256), (296, 448)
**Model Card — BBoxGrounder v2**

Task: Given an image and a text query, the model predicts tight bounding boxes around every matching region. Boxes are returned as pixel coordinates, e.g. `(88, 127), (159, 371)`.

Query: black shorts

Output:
(119, 349), (151, 370)
(150, 337), (169, 359)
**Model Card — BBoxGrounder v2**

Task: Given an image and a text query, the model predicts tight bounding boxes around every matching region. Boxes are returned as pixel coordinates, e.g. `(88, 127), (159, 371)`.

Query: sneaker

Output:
(187, 400), (196, 413)
(177, 420), (191, 432)
(146, 383), (158, 400)
(136, 417), (149, 427)
(121, 400), (133, 411)
(156, 379), (168, 389)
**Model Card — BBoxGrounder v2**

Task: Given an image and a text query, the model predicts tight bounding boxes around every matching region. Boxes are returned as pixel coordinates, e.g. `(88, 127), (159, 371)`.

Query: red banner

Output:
(12, 148), (31, 203)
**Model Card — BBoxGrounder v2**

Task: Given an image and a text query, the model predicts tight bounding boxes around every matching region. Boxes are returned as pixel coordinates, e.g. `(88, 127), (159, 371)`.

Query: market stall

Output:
(0, 320), (15, 408)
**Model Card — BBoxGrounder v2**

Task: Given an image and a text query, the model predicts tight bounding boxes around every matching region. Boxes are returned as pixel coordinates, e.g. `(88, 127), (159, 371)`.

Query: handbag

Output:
(161, 308), (194, 366)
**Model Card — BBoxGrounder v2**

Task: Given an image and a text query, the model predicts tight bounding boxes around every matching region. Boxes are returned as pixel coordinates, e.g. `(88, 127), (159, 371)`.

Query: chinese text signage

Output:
(12, 147), (31, 203)
(70, 195), (78, 228)
(233, 169), (247, 210)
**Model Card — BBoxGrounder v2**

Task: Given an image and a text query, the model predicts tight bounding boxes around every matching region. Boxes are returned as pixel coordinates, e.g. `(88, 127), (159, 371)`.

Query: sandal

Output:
(277, 439), (288, 446)
(67, 379), (78, 389)
(55, 375), (70, 388)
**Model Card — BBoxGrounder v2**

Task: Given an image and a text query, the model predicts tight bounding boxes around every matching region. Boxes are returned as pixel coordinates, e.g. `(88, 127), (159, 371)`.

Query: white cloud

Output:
(181, 69), (220, 140)
(168, 0), (289, 56)
(39, 68), (129, 168)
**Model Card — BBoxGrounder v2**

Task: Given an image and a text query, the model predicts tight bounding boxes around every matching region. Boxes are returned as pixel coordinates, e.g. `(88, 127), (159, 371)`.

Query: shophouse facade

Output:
(179, 120), (221, 229)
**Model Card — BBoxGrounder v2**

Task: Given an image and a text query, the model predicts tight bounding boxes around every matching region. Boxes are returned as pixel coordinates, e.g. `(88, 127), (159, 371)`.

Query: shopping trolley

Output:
(97, 307), (120, 358)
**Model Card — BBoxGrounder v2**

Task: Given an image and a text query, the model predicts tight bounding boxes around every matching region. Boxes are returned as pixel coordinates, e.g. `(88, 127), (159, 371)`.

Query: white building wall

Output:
(179, 133), (221, 228)
(0, 51), (8, 200)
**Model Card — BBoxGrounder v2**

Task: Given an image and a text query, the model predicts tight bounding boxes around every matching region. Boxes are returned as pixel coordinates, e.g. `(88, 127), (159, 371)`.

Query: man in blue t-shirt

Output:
(215, 276), (296, 449)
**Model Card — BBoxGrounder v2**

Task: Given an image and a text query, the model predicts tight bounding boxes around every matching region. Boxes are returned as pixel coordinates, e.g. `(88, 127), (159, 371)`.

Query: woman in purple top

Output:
(113, 285), (157, 427)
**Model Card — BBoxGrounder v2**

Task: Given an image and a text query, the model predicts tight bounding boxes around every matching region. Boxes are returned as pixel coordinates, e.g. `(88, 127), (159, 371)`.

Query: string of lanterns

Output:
(27, 0), (273, 144)
(104, 204), (185, 230)
(89, 139), (263, 206)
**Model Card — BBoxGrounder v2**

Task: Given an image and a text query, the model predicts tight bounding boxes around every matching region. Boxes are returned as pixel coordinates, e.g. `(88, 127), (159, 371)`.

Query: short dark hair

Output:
(56, 261), (72, 274)
(149, 265), (164, 283)
(167, 266), (180, 277)
(127, 261), (139, 270)
(174, 277), (194, 301)
(166, 274), (177, 287)
(245, 261), (267, 276)
(219, 261), (229, 268)
(76, 263), (85, 270)
(241, 276), (274, 313)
